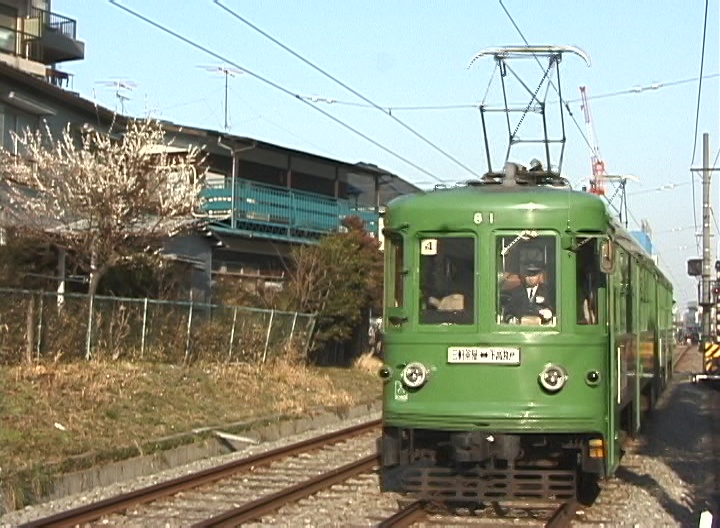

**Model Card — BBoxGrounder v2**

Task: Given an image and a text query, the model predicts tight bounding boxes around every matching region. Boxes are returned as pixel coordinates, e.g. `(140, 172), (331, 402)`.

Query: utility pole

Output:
(692, 133), (720, 383)
(702, 132), (712, 345)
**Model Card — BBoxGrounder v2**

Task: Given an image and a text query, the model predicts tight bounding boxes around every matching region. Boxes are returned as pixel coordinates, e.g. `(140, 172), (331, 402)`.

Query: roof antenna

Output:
(198, 65), (244, 131)
(96, 79), (137, 115)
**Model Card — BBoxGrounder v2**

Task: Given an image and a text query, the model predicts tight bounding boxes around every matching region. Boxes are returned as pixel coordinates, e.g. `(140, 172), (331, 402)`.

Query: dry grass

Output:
(353, 351), (383, 374)
(0, 358), (381, 509)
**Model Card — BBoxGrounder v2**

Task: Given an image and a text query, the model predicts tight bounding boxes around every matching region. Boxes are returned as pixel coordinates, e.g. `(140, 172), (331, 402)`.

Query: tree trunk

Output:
(84, 254), (109, 360)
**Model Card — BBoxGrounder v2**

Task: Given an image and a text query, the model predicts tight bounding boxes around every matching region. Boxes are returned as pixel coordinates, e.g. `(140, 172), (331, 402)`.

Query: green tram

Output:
(379, 164), (674, 502)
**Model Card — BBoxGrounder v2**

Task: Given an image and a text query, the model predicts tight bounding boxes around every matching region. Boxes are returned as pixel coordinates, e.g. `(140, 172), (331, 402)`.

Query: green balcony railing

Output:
(200, 179), (379, 243)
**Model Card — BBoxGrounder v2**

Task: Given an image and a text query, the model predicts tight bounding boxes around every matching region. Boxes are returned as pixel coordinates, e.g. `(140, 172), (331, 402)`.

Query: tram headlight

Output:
(539, 364), (567, 392)
(401, 362), (429, 389)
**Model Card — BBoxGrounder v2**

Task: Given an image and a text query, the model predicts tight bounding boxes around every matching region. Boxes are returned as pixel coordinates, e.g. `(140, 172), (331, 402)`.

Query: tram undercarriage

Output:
(380, 427), (603, 503)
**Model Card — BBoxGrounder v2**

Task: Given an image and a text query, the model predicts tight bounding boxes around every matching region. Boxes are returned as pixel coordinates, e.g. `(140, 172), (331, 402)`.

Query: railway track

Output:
(15, 424), (581, 527)
(15, 346), (694, 527)
(377, 499), (580, 527)
(191, 454), (379, 527)
(19, 419), (380, 527)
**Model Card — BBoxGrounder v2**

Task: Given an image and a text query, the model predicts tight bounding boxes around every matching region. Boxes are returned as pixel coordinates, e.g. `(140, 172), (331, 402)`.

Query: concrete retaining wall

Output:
(8, 401), (381, 511)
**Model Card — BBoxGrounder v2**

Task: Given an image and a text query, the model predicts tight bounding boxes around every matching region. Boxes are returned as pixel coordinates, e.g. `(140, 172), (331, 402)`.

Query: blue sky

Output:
(57, 1), (718, 307)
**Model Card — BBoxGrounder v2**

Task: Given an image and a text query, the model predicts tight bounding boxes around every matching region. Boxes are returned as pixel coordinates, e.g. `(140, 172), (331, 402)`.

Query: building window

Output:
(0, 5), (17, 55)
(1, 105), (38, 154)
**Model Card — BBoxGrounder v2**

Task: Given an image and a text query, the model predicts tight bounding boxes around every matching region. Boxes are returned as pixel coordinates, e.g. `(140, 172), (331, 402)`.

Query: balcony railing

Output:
(0, 7), (83, 66)
(200, 179), (379, 244)
(28, 6), (77, 40)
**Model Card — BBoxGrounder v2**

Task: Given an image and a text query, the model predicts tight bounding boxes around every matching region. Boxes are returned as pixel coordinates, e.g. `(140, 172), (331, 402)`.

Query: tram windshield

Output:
(496, 233), (557, 326)
(419, 236), (475, 324)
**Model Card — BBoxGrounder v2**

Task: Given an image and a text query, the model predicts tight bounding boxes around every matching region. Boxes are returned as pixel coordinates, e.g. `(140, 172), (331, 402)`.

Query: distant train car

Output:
(378, 163), (674, 502)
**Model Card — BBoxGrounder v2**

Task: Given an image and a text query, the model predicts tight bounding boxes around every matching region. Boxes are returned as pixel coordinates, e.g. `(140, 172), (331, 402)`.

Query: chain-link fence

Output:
(0, 288), (316, 364)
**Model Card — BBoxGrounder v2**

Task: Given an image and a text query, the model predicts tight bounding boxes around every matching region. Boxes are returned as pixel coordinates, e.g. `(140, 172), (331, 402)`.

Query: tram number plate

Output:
(447, 347), (520, 364)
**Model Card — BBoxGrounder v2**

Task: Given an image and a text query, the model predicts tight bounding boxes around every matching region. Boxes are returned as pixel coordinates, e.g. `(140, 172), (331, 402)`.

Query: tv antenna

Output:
(198, 65), (243, 131)
(96, 79), (137, 114)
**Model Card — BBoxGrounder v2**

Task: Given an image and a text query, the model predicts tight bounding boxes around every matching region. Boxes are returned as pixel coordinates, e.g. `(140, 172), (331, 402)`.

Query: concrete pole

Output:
(702, 133), (711, 342)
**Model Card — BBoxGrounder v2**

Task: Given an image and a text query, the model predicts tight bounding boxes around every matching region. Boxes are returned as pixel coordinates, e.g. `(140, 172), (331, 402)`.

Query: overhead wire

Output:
(711, 206), (720, 244)
(498, 0), (636, 220)
(690, 0), (711, 166)
(628, 182), (691, 196)
(655, 225), (695, 235)
(161, 85), (224, 112)
(497, 0), (594, 155)
(107, 0), (447, 183)
(691, 174), (700, 253)
(213, 0), (481, 179)
(711, 147), (720, 260)
(228, 84), (338, 158)
(567, 75), (718, 104)
(497, 0), (700, 298)
(294, 74), (719, 113)
(498, 0), (714, 275)
(689, 0), (711, 255)
(654, 250), (692, 303)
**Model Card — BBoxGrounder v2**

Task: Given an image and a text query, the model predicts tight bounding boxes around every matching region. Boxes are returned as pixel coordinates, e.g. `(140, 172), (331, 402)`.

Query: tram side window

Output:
(625, 257), (634, 332)
(419, 237), (475, 325)
(388, 235), (404, 308)
(575, 238), (602, 325)
(615, 250), (630, 334)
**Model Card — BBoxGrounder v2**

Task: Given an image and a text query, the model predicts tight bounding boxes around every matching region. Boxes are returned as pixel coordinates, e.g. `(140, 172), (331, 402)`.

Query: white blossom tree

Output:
(0, 118), (205, 358)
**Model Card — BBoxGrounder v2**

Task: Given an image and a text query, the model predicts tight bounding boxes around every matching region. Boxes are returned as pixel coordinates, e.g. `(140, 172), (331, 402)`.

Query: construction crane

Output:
(579, 86), (607, 195)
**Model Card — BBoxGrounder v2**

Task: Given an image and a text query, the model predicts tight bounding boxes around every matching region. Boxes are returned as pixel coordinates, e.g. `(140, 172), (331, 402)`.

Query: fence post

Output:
(36, 294), (44, 360)
(141, 297), (148, 359)
(262, 309), (275, 364)
(85, 293), (95, 360)
(228, 306), (238, 360)
(25, 294), (35, 365)
(303, 315), (318, 360)
(184, 291), (194, 364)
(286, 312), (298, 351)
(57, 248), (66, 312)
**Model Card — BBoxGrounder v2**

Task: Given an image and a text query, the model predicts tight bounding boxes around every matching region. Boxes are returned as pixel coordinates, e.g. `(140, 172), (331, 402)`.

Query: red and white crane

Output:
(579, 85), (607, 195)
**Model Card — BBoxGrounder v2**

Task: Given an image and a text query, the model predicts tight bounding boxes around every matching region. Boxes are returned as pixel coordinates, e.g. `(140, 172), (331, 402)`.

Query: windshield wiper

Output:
(500, 230), (538, 256)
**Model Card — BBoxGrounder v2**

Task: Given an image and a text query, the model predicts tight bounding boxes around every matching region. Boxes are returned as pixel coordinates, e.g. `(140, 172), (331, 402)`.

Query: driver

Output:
(504, 263), (554, 323)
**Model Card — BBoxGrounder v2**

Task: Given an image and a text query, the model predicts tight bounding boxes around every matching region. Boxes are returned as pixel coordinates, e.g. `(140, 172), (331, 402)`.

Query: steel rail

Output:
(19, 418), (381, 528)
(378, 500), (428, 527)
(192, 453), (379, 527)
(545, 499), (579, 528)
